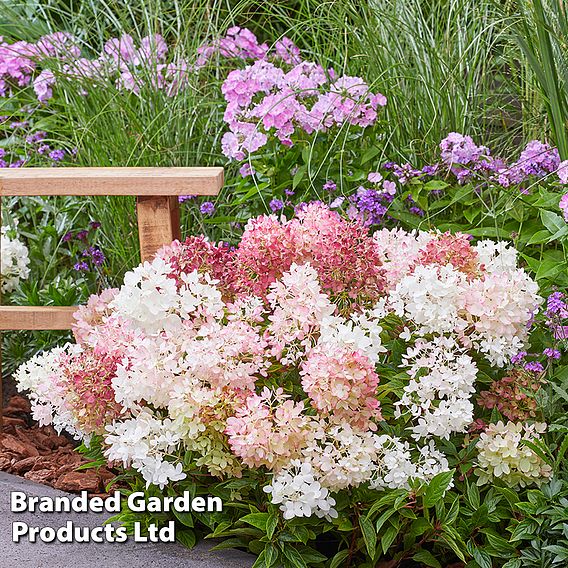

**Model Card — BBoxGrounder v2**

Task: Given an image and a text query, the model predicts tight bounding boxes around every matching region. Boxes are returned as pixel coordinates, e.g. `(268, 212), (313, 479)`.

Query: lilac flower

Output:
(73, 261), (89, 272)
(440, 132), (489, 166)
(323, 180), (337, 192)
(524, 361), (544, 373)
(33, 69), (56, 103)
(511, 351), (527, 364)
(178, 195), (196, 203)
(558, 160), (568, 184)
(330, 196), (345, 209)
(391, 163), (421, 184)
(82, 246), (105, 266)
(239, 163), (255, 177)
(515, 140), (559, 177)
(62, 231), (74, 242)
(48, 149), (65, 162)
(89, 221), (101, 230)
(284, 188), (294, 196)
(421, 164), (439, 175)
(200, 201), (215, 215)
(76, 230), (89, 241)
(269, 198), (284, 212)
(382, 180), (396, 196)
(25, 131), (46, 145)
(274, 37), (302, 65)
(367, 172), (382, 184)
(37, 144), (50, 155)
(347, 187), (391, 226)
(546, 292), (568, 319)
(543, 348), (561, 360)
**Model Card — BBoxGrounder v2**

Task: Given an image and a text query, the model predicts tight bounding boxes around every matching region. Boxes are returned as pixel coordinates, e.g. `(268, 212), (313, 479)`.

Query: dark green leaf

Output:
(424, 470), (455, 508)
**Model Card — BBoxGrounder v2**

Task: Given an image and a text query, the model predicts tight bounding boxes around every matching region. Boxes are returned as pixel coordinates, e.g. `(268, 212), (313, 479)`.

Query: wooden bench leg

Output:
(136, 196), (181, 262)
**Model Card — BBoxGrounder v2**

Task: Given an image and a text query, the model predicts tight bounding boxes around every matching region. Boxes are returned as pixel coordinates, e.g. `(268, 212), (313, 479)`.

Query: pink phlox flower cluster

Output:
(225, 387), (310, 470)
(195, 27), (301, 68)
(560, 192), (568, 222)
(558, 160), (568, 184)
(300, 347), (381, 430)
(220, 56), (386, 161)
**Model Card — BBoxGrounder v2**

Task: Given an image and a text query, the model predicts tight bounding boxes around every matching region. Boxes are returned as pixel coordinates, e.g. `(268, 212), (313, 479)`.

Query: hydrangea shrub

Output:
(15, 204), (556, 565)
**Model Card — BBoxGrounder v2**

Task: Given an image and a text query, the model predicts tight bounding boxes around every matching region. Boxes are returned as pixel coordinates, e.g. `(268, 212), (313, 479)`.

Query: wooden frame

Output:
(0, 167), (223, 419)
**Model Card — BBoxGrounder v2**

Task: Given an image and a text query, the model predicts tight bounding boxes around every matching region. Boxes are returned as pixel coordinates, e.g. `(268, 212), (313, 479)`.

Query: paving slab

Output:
(0, 471), (254, 568)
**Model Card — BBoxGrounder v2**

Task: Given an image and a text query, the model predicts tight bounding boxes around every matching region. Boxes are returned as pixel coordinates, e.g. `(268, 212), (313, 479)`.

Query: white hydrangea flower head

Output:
(1, 224), (30, 293)
(263, 460), (338, 520)
(396, 336), (477, 439)
(475, 421), (552, 488)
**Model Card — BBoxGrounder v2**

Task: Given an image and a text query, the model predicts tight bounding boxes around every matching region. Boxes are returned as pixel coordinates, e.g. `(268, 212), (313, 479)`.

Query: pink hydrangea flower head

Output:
(232, 214), (306, 297)
(60, 349), (123, 434)
(225, 388), (309, 470)
(301, 348), (381, 430)
(72, 288), (119, 345)
(417, 232), (481, 280)
(478, 368), (545, 421)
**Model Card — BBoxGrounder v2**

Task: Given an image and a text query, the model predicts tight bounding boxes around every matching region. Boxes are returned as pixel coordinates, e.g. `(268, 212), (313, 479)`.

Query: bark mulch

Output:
(0, 395), (115, 495)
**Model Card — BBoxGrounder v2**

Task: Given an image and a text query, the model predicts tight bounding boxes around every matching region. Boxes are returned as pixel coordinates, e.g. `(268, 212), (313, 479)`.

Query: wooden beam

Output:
(136, 196), (181, 262)
(0, 306), (76, 330)
(0, 167), (224, 196)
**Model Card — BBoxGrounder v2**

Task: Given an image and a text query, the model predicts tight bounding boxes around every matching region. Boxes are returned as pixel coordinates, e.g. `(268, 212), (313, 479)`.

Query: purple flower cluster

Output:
(344, 176), (399, 226)
(385, 132), (568, 198)
(0, 121), (68, 167)
(74, 246), (105, 272)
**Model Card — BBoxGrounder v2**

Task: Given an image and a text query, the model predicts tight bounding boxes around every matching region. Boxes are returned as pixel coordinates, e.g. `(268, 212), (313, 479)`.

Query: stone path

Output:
(0, 471), (253, 568)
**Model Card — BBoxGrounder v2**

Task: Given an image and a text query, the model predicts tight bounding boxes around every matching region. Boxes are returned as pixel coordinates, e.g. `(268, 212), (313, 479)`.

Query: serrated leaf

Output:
(423, 180), (449, 191)
(292, 166), (306, 189)
(509, 519), (537, 542)
(266, 512), (278, 540)
(541, 209), (565, 235)
(473, 547), (493, 568)
(380, 524), (399, 555)
(361, 145), (380, 164)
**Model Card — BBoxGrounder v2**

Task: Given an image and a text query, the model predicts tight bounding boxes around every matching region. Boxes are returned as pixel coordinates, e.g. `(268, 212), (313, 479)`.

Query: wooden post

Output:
(136, 196), (181, 262)
(0, 167), (223, 433)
